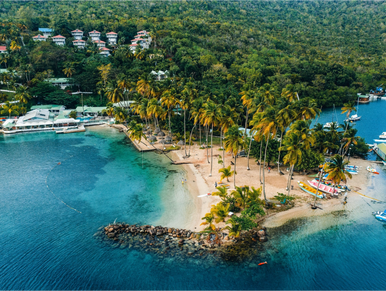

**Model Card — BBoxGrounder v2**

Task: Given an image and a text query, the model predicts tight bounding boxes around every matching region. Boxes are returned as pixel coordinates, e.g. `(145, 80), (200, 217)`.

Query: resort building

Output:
(94, 40), (106, 48)
(30, 105), (65, 116)
(106, 32), (118, 45)
(150, 70), (169, 81)
(130, 31), (152, 53)
(0, 45), (7, 53)
(73, 39), (86, 49)
(75, 106), (106, 117)
(129, 43), (139, 53)
(89, 30), (101, 41)
(38, 28), (53, 38)
(71, 29), (83, 40)
(32, 35), (47, 42)
(46, 78), (71, 90)
(52, 35), (66, 46)
(2, 109), (79, 134)
(99, 47), (110, 57)
(137, 30), (150, 37)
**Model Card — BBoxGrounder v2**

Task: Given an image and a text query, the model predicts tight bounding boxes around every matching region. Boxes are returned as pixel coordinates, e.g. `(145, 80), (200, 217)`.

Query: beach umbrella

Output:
(177, 140), (185, 145)
(154, 127), (161, 134)
(165, 136), (172, 144)
(157, 131), (165, 137)
(148, 136), (157, 142)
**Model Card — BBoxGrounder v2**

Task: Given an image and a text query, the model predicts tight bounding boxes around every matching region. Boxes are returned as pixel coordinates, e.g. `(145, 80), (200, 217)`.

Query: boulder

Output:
(178, 239), (184, 245)
(257, 230), (265, 237)
(259, 236), (268, 242)
(108, 233), (115, 238)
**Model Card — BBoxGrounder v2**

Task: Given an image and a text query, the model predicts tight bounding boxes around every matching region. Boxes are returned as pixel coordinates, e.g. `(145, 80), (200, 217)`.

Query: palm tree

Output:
(63, 63), (75, 78)
(341, 129), (359, 157)
(15, 85), (31, 105)
(240, 89), (254, 137)
(295, 98), (320, 120)
(114, 107), (128, 124)
(341, 102), (356, 119)
(325, 154), (352, 193)
(231, 186), (248, 210)
(280, 132), (304, 197)
(225, 216), (242, 238)
(0, 101), (19, 118)
(212, 185), (229, 202)
(147, 98), (164, 129)
(251, 106), (278, 201)
(219, 166), (234, 182)
(97, 63), (112, 88)
(200, 212), (215, 231)
(105, 82), (123, 104)
(181, 82), (196, 156)
(161, 88), (179, 139)
(127, 120), (146, 144)
(224, 126), (245, 188)
(201, 100), (220, 177)
(219, 104), (237, 168)
(211, 202), (230, 223)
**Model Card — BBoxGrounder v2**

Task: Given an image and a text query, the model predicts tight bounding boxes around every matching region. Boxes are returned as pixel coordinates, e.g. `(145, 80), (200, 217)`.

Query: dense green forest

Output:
(1, 0), (386, 109)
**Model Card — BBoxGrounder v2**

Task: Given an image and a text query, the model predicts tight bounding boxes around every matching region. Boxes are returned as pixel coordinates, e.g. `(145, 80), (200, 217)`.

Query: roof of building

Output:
(130, 44), (138, 47)
(39, 28), (53, 32)
(0, 46), (6, 51)
(52, 35), (66, 39)
(46, 78), (71, 83)
(73, 40), (86, 43)
(75, 106), (106, 113)
(89, 30), (100, 34)
(31, 105), (64, 110)
(94, 40), (106, 43)
(138, 30), (148, 33)
(99, 47), (110, 51)
(72, 29), (83, 33)
(358, 95), (369, 98)
(106, 32), (117, 35)
(33, 35), (47, 39)
(132, 38), (144, 41)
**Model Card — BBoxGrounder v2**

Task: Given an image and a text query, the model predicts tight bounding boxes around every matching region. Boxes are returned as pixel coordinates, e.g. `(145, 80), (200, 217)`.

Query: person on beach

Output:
(268, 167), (271, 173)
(215, 182), (217, 188)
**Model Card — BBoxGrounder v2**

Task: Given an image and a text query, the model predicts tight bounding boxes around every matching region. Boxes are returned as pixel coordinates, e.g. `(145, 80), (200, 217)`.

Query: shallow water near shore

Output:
(1, 123), (386, 289)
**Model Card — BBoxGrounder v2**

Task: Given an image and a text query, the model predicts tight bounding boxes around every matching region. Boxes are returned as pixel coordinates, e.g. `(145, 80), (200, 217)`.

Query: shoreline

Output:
(104, 125), (374, 233)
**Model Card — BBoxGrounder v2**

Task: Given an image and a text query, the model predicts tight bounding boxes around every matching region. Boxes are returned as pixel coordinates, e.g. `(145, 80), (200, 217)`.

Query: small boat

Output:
(323, 122), (333, 129)
(298, 181), (324, 199)
(345, 168), (358, 175)
(345, 165), (359, 170)
(367, 166), (379, 174)
(56, 125), (85, 134)
(315, 178), (350, 191)
(198, 193), (212, 198)
(345, 114), (361, 122)
(382, 161), (386, 166)
(258, 262), (267, 266)
(308, 180), (340, 195)
(372, 210), (386, 222)
(379, 132), (386, 139)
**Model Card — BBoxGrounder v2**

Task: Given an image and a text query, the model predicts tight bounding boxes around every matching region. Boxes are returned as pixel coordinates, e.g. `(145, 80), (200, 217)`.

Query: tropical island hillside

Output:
(1, 1), (386, 110)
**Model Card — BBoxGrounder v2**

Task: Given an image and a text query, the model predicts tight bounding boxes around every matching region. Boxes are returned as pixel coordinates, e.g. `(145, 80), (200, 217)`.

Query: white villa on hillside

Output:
(89, 30), (100, 41)
(73, 39), (86, 49)
(0, 46), (7, 53)
(99, 47), (110, 57)
(71, 29), (84, 40)
(106, 32), (118, 45)
(39, 28), (53, 38)
(130, 31), (152, 52)
(52, 35), (66, 46)
(46, 78), (71, 89)
(94, 40), (106, 48)
(151, 70), (169, 81)
(32, 35), (47, 42)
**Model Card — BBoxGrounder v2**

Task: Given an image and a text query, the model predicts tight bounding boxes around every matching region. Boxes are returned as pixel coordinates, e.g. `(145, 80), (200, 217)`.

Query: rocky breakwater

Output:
(94, 223), (269, 262)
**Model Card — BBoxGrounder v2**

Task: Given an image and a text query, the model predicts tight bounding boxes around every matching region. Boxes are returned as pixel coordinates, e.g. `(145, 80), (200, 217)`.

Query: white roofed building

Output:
(71, 29), (84, 40)
(52, 35), (66, 46)
(89, 30), (100, 41)
(151, 70), (169, 81)
(32, 35), (47, 42)
(73, 39), (86, 49)
(106, 32), (118, 45)
(99, 47), (110, 57)
(94, 40), (106, 48)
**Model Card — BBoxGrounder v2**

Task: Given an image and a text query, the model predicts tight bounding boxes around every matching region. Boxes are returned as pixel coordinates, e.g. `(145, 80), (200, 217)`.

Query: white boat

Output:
(323, 122), (333, 129)
(372, 210), (386, 222)
(345, 97), (361, 122)
(307, 180), (340, 195)
(367, 166), (379, 174)
(379, 132), (386, 139)
(324, 105), (338, 129)
(56, 125), (85, 134)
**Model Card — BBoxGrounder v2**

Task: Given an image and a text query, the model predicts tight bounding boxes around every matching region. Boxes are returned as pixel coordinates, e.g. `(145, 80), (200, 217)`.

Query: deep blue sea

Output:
(1, 102), (386, 290)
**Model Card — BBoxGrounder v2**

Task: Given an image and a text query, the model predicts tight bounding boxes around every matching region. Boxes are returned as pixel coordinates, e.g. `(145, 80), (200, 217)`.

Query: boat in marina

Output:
(367, 166), (379, 174)
(298, 181), (324, 199)
(307, 180), (340, 195)
(345, 97), (361, 122)
(56, 125), (86, 134)
(324, 105), (338, 129)
(372, 210), (386, 222)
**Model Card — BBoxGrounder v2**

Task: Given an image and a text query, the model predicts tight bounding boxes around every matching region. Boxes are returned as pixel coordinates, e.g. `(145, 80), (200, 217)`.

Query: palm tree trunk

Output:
(259, 139), (263, 184)
(199, 123), (202, 146)
(287, 165), (295, 196)
(233, 154), (237, 189)
(184, 109), (187, 156)
(210, 123), (214, 176)
(247, 135), (253, 170)
(244, 109), (248, 137)
(277, 130), (283, 174)
(206, 125), (209, 163)
(188, 122), (197, 157)
(222, 129), (225, 168)
(262, 137), (270, 201)
(168, 110), (172, 138)
(313, 169), (323, 207)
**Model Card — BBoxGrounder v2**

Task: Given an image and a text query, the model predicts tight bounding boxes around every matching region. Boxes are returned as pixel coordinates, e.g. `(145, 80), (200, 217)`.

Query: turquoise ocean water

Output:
(1, 101), (386, 289)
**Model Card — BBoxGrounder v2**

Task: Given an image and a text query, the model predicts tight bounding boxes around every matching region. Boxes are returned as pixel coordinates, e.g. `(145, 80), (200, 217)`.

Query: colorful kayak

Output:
(372, 210), (386, 222)
(308, 180), (340, 195)
(315, 178), (350, 191)
(298, 181), (324, 199)
(367, 166), (379, 174)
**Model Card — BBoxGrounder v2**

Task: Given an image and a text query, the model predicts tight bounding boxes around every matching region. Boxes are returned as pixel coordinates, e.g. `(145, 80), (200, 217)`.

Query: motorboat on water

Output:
(345, 114), (361, 122)
(367, 166), (379, 174)
(298, 181), (324, 199)
(307, 180), (340, 195)
(372, 210), (386, 222)
(379, 132), (386, 139)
